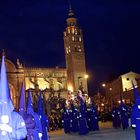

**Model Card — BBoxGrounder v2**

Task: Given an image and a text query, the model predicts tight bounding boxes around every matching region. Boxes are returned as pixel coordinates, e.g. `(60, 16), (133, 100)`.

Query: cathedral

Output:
(2, 4), (88, 110)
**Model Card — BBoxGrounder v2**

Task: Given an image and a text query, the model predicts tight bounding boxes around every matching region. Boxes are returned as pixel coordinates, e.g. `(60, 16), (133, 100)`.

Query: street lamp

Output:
(68, 84), (73, 92)
(102, 83), (106, 87)
(84, 74), (89, 79)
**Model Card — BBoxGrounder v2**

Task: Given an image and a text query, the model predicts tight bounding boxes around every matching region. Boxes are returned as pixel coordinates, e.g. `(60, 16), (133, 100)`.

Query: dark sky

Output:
(0, 0), (140, 93)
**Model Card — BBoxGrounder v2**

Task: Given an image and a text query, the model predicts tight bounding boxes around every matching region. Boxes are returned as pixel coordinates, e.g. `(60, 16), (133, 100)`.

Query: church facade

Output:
(3, 5), (88, 110)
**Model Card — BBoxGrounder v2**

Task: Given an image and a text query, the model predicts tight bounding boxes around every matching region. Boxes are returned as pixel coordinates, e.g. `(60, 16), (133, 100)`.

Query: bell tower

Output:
(64, 2), (88, 93)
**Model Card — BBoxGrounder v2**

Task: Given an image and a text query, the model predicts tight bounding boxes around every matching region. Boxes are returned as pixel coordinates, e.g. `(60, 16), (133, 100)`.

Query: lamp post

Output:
(84, 74), (89, 79)
(102, 83), (106, 88)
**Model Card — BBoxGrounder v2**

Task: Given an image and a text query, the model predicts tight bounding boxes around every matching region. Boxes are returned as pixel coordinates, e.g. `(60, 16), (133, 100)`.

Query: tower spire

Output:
(68, 0), (72, 11)
(68, 0), (75, 18)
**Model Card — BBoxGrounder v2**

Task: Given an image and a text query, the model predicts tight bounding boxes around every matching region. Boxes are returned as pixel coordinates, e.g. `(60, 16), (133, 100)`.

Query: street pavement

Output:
(49, 122), (135, 140)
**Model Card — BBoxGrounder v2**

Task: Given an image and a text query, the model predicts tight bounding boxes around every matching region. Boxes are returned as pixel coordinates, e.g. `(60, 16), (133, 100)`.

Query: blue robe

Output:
(0, 111), (27, 140)
(119, 103), (129, 130)
(131, 103), (140, 140)
(90, 105), (99, 131)
(22, 113), (35, 140)
(78, 100), (88, 135)
(27, 92), (43, 140)
(18, 83), (35, 140)
(111, 107), (121, 128)
(39, 115), (49, 140)
(62, 110), (71, 133)
(27, 109), (43, 140)
(38, 93), (49, 140)
(69, 104), (79, 132)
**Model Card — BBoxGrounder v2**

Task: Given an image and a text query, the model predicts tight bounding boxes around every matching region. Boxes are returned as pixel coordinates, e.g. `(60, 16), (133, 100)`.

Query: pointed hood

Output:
(27, 90), (34, 115)
(19, 83), (26, 116)
(38, 92), (45, 115)
(131, 80), (140, 101)
(0, 56), (14, 114)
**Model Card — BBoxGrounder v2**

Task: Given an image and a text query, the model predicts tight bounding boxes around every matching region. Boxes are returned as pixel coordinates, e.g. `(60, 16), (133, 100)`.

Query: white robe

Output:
(0, 111), (27, 140)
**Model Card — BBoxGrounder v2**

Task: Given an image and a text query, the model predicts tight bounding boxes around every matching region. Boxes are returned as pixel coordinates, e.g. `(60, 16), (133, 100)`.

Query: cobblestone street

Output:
(49, 122), (135, 140)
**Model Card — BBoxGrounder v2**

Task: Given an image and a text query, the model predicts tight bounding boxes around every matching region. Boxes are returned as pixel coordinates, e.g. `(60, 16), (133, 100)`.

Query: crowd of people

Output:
(46, 86), (140, 140)
(48, 114), (63, 131)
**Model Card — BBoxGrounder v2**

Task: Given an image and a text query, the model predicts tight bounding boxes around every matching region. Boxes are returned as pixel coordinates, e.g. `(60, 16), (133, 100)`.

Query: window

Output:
(126, 78), (129, 81)
(78, 49), (82, 52)
(79, 37), (82, 42)
(66, 48), (69, 54)
(72, 28), (75, 34)
(75, 29), (78, 35)
(68, 28), (70, 34)
(72, 36), (75, 41)
(68, 46), (71, 53)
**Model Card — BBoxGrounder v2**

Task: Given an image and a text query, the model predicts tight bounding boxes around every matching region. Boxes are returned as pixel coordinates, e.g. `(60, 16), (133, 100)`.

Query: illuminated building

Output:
(64, 4), (88, 92)
(105, 71), (140, 108)
(1, 3), (88, 110)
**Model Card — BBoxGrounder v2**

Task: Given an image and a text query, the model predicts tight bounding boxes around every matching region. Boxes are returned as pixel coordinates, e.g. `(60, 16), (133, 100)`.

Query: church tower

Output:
(64, 2), (88, 93)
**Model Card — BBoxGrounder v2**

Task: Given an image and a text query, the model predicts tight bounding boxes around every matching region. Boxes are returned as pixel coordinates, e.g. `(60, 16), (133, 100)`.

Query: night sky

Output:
(0, 0), (140, 93)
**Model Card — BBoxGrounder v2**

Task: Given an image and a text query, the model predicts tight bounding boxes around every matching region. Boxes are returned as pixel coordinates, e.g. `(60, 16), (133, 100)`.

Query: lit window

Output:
(79, 37), (82, 42)
(66, 48), (69, 54)
(72, 36), (74, 41)
(78, 49), (82, 52)
(72, 28), (75, 34)
(68, 28), (70, 34)
(68, 46), (71, 53)
(75, 29), (78, 35)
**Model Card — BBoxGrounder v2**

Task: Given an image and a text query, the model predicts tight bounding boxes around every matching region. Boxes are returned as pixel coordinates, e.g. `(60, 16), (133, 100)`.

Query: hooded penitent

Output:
(38, 92), (49, 140)
(119, 93), (129, 130)
(19, 83), (26, 116)
(0, 56), (27, 139)
(69, 100), (79, 132)
(131, 80), (140, 140)
(19, 83), (35, 140)
(0, 56), (14, 116)
(61, 102), (71, 133)
(27, 90), (43, 140)
(78, 92), (88, 135)
(111, 101), (121, 129)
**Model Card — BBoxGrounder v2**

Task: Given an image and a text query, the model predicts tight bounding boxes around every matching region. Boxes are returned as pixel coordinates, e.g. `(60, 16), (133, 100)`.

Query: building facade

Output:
(105, 71), (140, 108)
(2, 5), (88, 110)
(92, 71), (140, 112)
(64, 6), (88, 93)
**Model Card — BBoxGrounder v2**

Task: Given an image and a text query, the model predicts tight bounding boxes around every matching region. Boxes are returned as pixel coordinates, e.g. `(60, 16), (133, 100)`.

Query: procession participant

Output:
(111, 102), (121, 129)
(77, 91), (88, 135)
(27, 90), (43, 140)
(118, 94), (129, 130)
(0, 55), (27, 139)
(19, 83), (35, 140)
(38, 93), (49, 140)
(61, 102), (71, 133)
(131, 81), (140, 140)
